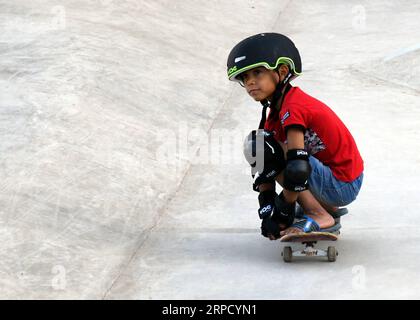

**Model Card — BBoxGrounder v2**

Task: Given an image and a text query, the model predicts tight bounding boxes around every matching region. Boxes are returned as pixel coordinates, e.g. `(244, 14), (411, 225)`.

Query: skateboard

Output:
(279, 207), (348, 262)
(280, 231), (339, 262)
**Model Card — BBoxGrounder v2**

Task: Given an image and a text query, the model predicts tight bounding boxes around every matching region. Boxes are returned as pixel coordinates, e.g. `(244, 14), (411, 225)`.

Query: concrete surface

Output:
(0, 0), (419, 299)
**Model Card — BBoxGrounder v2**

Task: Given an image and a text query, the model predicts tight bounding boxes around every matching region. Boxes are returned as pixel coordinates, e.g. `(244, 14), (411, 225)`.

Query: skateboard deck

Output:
(280, 231), (339, 262)
(280, 231), (338, 243)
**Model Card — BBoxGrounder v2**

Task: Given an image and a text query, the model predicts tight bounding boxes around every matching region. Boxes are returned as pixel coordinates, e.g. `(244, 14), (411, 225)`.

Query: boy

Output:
(227, 33), (364, 240)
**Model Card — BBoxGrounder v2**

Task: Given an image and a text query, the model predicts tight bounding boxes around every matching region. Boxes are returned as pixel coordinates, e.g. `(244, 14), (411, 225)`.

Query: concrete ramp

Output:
(370, 46), (420, 91)
(0, 0), (287, 298)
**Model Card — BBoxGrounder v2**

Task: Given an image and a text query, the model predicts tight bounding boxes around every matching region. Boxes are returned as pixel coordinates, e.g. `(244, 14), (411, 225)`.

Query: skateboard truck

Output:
(281, 241), (338, 262)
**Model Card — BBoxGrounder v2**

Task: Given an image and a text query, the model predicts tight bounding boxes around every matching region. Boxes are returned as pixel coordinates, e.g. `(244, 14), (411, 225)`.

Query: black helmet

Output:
(227, 33), (302, 83)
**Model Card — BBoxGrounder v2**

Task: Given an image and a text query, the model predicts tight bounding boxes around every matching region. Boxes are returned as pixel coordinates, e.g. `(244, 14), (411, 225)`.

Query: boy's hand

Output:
(258, 203), (274, 219)
(258, 190), (276, 219)
(258, 189), (281, 240)
(261, 217), (281, 240)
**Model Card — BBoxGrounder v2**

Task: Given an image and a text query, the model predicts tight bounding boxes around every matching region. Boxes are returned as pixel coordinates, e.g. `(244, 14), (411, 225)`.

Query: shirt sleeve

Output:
(280, 104), (309, 131)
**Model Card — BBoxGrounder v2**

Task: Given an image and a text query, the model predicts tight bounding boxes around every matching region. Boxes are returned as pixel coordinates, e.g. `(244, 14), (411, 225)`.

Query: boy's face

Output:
(239, 67), (279, 101)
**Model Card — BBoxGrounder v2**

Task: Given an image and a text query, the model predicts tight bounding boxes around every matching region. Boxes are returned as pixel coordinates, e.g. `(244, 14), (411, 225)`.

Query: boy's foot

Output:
(280, 211), (335, 236)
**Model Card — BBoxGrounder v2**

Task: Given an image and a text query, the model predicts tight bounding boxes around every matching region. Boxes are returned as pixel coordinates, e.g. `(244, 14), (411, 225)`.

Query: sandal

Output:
(289, 215), (321, 233)
(295, 205), (349, 225)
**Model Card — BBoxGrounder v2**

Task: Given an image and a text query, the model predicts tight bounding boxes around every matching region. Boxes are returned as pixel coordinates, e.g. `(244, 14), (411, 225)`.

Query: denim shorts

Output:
(307, 156), (364, 207)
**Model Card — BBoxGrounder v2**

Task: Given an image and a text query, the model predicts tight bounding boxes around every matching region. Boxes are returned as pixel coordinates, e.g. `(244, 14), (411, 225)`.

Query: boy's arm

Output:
(283, 126), (308, 202)
(285, 126), (305, 150)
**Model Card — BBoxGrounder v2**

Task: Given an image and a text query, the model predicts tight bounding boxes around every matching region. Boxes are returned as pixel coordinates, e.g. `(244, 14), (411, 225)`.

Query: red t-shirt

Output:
(264, 86), (364, 182)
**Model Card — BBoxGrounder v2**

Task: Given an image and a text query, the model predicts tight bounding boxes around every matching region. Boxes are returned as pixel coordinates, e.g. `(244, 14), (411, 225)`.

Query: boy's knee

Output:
(243, 130), (286, 191)
(243, 129), (286, 173)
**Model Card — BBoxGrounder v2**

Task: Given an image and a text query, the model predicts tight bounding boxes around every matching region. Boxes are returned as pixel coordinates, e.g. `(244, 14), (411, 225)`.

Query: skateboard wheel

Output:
(283, 246), (293, 263)
(327, 246), (337, 262)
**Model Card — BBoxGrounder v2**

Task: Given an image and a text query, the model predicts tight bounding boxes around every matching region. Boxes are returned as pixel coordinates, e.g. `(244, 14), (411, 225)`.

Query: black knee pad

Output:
(243, 129), (286, 177)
